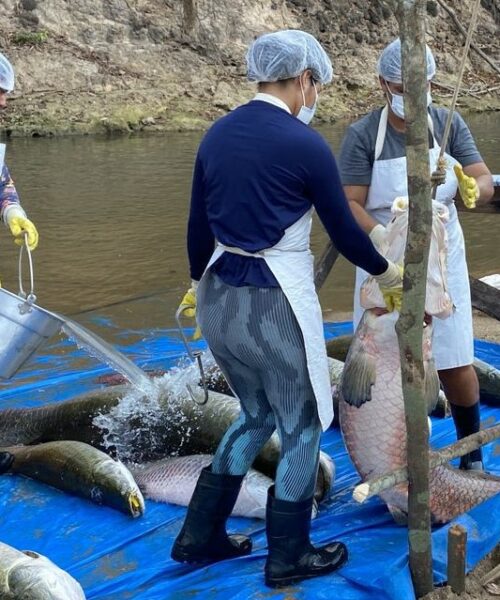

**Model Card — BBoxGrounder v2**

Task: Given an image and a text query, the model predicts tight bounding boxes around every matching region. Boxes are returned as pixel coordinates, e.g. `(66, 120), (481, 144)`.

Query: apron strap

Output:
(375, 107), (439, 163)
(374, 106), (388, 162)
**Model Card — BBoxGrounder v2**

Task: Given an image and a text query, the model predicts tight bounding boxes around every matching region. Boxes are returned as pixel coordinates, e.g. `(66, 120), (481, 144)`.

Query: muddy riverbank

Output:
(0, 0), (498, 136)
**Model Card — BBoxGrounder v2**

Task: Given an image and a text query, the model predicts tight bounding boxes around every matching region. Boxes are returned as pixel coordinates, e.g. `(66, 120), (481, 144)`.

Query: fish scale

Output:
(132, 454), (273, 519)
(340, 310), (500, 524)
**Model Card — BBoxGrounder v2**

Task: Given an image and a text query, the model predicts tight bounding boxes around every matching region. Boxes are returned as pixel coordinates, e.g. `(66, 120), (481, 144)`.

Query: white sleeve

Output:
(2, 203), (27, 227)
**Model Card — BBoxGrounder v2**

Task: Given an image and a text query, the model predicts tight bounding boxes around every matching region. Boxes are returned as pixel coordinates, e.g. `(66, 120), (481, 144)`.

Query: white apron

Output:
(353, 106), (474, 370)
(197, 208), (334, 430)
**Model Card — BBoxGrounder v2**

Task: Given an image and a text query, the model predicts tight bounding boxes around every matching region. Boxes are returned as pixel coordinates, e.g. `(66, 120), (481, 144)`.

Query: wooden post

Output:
(314, 242), (339, 291)
(394, 1), (434, 596)
(447, 525), (467, 594)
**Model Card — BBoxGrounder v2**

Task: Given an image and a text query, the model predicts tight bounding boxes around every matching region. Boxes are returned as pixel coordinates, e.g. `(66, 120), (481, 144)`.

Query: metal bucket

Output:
(0, 240), (63, 379)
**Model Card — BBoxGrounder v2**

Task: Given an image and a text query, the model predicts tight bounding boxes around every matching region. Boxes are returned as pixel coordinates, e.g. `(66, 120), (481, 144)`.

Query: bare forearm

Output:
(476, 173), (494, 205)
(349, 200), (378, 233)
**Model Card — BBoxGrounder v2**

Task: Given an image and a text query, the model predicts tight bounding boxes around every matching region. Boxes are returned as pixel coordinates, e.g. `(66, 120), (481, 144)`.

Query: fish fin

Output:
(340, 337), (376, 408)
(424, 358), (441, 414)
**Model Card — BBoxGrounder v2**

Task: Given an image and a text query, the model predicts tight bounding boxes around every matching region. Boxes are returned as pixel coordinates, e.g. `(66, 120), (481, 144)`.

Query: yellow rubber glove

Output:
(453, 164), (479, 209)
(374, 262), (404, 313)
(9, 216), (39, 251)
(380, 286), (403, 312)
(179, 288), (197, 318)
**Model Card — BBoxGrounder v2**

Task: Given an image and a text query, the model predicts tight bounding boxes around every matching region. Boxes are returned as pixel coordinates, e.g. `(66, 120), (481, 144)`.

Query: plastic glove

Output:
(369, 224), (387, 253)
(453, 164), (479, 209)
(9, 216), (39, 251)
(374, 262), (404, 312)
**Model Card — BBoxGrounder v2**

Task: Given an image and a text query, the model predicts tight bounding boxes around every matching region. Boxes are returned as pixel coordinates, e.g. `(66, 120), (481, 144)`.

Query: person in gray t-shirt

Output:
(339, 38), (494, 472)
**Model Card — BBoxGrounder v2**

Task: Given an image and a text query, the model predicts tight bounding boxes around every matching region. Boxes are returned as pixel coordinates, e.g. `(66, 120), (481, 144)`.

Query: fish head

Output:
(8, 551), (85, 599)
(92, 457), (145, 518)
(360, 198), (454, 319)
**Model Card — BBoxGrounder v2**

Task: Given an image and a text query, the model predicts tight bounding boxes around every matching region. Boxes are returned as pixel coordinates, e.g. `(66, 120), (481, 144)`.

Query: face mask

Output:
(297, 79), (318, 125)
(386, 83), (432, 119)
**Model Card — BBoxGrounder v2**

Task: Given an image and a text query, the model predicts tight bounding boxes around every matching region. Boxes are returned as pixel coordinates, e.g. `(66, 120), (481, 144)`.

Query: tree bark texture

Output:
(394, 1), (434, 596)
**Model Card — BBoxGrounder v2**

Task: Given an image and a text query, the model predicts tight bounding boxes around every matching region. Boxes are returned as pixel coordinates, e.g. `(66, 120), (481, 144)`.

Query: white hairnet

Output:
(377, 38), (436, 83)
(246, 30), (333, 84)
(0, 53), (14, 93)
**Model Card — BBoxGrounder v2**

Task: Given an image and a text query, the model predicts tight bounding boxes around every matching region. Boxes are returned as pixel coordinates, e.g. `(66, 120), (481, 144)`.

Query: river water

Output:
(1, 111), (498, 338)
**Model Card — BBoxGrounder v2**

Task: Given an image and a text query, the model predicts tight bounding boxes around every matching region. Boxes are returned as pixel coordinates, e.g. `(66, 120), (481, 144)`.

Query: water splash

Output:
(92, 351), (218, 462)
(61, 317), (152, 393)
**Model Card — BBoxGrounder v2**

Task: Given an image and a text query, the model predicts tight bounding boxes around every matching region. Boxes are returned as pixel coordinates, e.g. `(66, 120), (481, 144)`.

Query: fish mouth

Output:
(128, 492), (145, 518)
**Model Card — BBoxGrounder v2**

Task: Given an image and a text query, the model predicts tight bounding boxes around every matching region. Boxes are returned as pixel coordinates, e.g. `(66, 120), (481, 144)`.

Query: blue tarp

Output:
(0, 321), (499, 600)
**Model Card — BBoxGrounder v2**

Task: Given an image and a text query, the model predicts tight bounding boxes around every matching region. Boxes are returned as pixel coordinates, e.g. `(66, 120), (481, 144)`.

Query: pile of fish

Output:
(0, 357), (341, 517)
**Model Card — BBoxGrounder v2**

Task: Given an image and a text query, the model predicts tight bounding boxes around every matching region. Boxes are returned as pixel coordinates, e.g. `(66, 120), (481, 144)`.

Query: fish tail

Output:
(429, 464), (500, 523)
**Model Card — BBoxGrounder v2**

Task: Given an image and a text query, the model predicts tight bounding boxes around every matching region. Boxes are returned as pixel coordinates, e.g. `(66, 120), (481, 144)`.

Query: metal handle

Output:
(18, 234), (36, 305)
(175, 303), (209, 406)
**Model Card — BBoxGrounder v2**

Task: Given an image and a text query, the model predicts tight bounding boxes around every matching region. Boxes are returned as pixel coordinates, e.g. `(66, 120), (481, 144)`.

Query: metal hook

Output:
(175, 304), (209, 406)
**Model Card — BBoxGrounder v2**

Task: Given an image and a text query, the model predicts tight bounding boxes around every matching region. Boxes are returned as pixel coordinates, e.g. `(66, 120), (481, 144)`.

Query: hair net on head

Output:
(0, 53), (14, 93)
(377, 38), (436, 83)
(246, 29), (333, 84)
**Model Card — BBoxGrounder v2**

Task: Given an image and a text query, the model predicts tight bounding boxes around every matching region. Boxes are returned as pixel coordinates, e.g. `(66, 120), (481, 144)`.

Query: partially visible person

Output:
(339, 38), (494, 471)
(0, 52), (39, 475)
(171, 29), (402, 588)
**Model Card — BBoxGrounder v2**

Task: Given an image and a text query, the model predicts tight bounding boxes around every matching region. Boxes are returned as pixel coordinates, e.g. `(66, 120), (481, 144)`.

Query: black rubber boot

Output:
(0, 452), (13, 474)
(265, 486), (348, 588)
(171, 466), (252, 564)
(450, 403), (483, 470)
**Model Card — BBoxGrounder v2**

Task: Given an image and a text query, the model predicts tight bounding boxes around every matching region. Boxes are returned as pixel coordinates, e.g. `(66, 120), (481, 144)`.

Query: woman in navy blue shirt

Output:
(172, 30), (402, 588)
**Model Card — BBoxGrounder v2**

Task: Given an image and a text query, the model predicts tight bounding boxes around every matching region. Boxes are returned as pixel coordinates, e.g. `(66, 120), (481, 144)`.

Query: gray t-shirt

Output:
(339, 106), (483, 186)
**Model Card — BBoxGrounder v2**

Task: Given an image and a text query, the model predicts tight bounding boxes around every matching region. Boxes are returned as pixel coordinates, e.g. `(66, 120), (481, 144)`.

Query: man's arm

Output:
(344, 185), (379, 233)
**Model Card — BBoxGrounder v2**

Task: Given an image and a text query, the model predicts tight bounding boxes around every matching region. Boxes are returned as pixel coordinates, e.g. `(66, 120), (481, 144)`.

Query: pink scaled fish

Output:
(340, 199), (500, 524)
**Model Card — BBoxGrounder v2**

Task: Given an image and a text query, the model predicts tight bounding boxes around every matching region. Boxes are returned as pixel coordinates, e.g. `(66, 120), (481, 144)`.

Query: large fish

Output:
(3, 441), (144, 517)
(0, 369), (334, 501)
(0, 542), (85, 599)
(132, 454), (276, 519)
(339, 199), (500, 524)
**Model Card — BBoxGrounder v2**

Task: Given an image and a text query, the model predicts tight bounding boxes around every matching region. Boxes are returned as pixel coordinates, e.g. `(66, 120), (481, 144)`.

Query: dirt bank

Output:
(0, 0), (498, 136)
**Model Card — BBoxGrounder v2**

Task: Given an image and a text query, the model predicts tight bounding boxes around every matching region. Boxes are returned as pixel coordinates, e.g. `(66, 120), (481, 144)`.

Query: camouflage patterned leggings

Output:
(197, 271), (322, 502)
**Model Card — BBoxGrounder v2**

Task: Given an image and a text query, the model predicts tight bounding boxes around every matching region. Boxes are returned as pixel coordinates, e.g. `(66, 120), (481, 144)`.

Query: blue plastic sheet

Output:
(0, 321), (499, 600)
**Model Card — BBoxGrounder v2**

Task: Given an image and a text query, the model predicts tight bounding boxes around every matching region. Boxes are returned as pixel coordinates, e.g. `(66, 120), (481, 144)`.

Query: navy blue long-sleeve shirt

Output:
(187, 100), (388, 286)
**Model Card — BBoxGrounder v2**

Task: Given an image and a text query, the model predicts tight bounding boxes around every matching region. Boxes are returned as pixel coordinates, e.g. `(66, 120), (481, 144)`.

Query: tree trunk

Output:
(394, 1), (434, 596)
(182, 0), (197, 35)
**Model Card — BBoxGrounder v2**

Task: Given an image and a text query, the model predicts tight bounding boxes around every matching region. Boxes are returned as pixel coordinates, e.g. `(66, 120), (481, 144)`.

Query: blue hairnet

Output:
(377, 38), (436, 83)
(0, 53), (14, 93)
(246, 30), (333, 84)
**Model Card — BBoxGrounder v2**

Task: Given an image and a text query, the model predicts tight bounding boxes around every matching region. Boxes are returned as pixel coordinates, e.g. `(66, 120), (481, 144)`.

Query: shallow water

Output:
(0, 112), (498, 341)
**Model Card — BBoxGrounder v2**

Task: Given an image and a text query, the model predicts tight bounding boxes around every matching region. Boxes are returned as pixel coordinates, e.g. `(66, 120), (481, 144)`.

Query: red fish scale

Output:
(340, 312), (500, 524)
